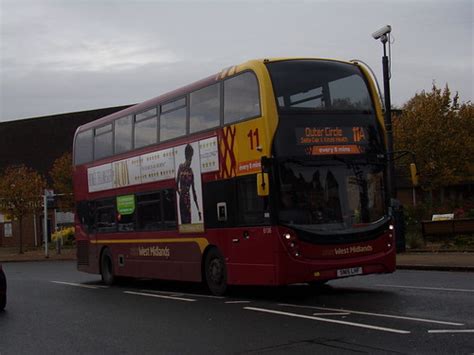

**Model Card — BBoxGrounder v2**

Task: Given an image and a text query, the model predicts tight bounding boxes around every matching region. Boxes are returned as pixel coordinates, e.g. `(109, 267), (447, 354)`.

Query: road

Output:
(0, 261), (473, 354)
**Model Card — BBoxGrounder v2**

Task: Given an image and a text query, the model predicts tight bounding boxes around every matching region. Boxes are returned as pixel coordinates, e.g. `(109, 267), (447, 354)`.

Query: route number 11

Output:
(247, 128), (260, 150)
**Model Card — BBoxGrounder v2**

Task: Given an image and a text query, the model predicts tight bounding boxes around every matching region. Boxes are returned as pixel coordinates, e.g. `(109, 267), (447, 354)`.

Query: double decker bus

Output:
(73, 58), (395, 295)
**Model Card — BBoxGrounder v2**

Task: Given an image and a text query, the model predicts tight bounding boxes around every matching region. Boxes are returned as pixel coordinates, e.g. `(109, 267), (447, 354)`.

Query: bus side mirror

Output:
(410, 163), (419, 186)
(257, 173), (269, 196)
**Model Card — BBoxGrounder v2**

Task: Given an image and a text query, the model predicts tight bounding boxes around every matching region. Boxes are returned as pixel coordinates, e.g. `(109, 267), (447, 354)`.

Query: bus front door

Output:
(228, 226), (275, 285)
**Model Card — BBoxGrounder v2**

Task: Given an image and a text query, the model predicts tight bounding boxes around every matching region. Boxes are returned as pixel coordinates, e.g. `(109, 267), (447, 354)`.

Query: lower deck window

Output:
(95, 199), (116, 233)
(80, 189), (177, 234)
(137, 193), (162, 231)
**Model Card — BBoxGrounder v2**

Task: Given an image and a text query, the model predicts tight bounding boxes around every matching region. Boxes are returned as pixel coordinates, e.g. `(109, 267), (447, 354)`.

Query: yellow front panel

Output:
(217, 60), (279, 179)
(234, 118), (265, 176)
(218, 120), (267, 178)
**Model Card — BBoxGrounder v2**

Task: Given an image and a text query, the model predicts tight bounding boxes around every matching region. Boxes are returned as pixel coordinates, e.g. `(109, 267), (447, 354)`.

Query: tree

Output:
(0, 165), (46, 253)
(50, 152), (74, 211)
(393, 84), (474, 194)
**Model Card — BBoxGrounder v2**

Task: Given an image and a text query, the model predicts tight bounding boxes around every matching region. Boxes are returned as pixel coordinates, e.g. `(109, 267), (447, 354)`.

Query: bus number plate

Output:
(337, 267), (363, 277)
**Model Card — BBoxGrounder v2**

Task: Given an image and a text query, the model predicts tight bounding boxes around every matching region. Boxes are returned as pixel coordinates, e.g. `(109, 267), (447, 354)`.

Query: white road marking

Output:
(279, 303), (464, 326)
(313, 312), (351, 316)
(51, 281), (99, 289)
(139, 289), (225, 299)
(428, 329), (474, 334)
(244, 307), (410, 334)
(225, 301), (251, 304)
(125, 291), (196, 302)
(376, 284), (474, 293)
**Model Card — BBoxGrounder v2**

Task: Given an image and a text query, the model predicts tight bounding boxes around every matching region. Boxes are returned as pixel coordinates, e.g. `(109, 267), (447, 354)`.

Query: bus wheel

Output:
(204, 248), (227, 296)
(100, 248), (115, 286)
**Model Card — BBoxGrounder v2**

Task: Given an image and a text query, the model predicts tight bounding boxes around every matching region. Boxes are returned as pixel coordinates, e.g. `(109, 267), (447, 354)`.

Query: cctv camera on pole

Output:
(372, 25), (395, 206)
(372, 25), (392, 41)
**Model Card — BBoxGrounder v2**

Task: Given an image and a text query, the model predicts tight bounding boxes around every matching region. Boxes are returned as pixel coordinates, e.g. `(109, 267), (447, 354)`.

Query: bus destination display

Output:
(295, 126), (367, 155)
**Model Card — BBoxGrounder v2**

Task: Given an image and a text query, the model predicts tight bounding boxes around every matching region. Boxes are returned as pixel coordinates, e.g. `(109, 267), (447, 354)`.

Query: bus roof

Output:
(75, 57), (355, 134)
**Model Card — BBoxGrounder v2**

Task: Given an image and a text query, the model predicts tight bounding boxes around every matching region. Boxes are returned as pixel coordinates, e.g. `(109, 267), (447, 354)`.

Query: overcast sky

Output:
(0, 0), (472, 122)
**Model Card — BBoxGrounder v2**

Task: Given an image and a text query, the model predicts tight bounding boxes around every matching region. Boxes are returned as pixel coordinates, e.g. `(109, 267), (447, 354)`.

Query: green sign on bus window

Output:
(117, 195), (135, 215)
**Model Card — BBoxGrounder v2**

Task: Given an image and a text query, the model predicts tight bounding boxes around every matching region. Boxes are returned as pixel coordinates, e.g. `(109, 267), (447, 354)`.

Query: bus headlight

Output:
(388, 224), (394, 239)
(282, 232), (300, 257)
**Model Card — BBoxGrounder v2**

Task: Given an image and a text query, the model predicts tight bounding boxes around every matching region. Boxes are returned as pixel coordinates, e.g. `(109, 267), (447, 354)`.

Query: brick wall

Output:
(0, 213), (53, 249)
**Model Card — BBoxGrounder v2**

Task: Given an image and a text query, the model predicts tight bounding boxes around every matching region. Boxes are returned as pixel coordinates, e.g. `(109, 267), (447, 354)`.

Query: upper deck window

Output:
(160, 98), (187, 141)
(266, 60), (373, 111)
(190, 83), (221, 133)
(94, 124), (113, 160)
(162, 98), (185, 113)
(134, 108), (158, 149)
(136, 107), (158, 121)
(74, 129), (93, 165)
(224, 72), (260, 124)
(114, 115), (133, 154)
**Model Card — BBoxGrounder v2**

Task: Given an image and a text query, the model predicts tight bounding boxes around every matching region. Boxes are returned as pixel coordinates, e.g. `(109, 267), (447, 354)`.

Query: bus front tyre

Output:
(100, 249), (115, 286)
(204, 249), (227, 296)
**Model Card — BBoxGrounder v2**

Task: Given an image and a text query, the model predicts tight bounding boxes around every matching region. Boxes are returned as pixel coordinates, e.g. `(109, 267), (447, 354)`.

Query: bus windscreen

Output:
(266, 59), (373, 112)
(278, 160), (386, 231)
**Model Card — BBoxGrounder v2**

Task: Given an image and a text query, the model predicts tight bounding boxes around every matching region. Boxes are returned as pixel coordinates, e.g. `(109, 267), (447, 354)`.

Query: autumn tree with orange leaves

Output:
(0, 165), (46, 253)
(393, 85), (474, 195)
(50, 152), (74, 210)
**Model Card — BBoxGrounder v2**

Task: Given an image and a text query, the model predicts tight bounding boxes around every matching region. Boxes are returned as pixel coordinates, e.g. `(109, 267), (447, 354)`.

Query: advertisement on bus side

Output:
(175, 142), (204, 233)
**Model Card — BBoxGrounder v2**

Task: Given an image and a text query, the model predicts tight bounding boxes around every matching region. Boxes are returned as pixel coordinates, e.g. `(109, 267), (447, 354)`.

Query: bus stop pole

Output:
(43, 192), (49, 258)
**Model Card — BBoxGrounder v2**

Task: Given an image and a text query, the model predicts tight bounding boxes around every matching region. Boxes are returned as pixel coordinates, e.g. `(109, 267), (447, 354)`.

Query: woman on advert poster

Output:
(176, 144), (202, 224)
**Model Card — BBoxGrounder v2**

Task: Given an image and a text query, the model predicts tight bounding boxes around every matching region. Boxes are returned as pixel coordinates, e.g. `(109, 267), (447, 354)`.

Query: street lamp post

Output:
(372, 25), (396, 207)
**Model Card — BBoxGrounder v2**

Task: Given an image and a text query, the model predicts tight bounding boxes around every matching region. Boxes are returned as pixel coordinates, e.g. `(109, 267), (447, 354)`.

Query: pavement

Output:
(396, 251), (474, 272)
(0, 247), (76, 263)
(0, 247), (473, 272)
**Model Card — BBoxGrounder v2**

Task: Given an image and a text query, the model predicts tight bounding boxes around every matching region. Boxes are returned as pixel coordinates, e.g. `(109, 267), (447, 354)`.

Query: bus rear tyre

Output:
(100, 248), (115, 286)
(204, 248), (227, 296)
(0, 292), (5, 311)
(0, 275), (5, 310)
